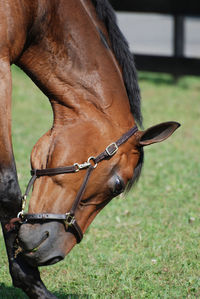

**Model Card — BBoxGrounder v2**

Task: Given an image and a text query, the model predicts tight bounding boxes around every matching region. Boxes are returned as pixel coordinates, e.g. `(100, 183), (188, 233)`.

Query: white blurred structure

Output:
(117, 13), (200, 58)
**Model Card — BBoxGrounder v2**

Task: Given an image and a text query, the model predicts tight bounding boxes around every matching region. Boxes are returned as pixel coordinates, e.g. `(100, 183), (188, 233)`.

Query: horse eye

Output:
(113, 177), (125, 196)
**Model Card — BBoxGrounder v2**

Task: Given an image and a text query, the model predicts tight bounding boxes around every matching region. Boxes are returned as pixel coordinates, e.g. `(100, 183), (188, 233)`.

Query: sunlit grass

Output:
(0, 66), (199, 298)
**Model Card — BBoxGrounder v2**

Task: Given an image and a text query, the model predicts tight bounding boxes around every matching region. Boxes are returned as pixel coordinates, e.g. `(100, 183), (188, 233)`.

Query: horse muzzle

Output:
(17, 221), (76, 266)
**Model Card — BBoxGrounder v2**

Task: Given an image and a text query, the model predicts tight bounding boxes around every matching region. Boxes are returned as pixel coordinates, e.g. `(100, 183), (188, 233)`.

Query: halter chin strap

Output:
(17, 125), (138, 244)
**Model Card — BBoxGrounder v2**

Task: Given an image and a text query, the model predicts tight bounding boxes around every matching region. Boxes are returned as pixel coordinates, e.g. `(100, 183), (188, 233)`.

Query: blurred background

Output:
(110, 0), (200, 76)
(117, 13), (200, 57)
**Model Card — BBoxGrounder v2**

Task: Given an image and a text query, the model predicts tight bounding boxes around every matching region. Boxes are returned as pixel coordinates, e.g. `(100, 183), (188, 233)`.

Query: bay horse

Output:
(0, 0), (180, 298)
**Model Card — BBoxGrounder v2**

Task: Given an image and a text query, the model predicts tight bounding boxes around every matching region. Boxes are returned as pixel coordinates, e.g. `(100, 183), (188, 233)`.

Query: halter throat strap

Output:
(19, 125), (138, 244)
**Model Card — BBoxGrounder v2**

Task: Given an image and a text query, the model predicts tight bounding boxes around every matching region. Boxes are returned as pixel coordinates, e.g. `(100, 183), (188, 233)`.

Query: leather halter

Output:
(18, 125), (138, 244)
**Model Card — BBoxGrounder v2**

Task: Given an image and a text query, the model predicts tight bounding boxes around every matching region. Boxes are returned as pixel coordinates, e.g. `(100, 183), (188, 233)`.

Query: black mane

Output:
(91, 0), (143, 127)
(91, 0), (144, 188)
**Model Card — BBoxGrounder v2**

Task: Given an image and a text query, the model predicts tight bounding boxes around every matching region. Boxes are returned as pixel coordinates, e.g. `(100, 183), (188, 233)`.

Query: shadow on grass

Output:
(0, 283), (90, 299)
(0, 283), (28, 299)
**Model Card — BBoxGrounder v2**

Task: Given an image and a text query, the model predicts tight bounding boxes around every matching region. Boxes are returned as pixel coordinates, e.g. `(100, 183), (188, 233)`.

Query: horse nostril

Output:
(18, 225), (50, 252)
(44, 231), (49, 238)
(29, 231), (49, 252)
(31, 231), (49, 252)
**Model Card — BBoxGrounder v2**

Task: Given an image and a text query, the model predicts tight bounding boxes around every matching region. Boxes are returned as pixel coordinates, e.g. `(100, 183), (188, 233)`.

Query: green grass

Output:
(0, 66), (200, 298)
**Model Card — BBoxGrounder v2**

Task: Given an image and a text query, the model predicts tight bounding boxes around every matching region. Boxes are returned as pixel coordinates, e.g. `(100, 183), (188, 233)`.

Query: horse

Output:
(0, 0), (180, 298)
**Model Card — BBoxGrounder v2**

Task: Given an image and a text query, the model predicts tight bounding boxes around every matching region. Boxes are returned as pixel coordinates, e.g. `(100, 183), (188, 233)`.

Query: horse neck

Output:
(18, 0), (135, 129)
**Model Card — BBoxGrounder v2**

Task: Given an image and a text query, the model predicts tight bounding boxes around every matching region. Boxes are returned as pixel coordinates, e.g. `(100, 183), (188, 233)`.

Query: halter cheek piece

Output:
(17, 126), (138, 244)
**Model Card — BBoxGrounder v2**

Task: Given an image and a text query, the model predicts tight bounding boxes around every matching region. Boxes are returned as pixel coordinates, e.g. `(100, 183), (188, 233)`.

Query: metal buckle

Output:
(106, 142), (118, 156)
(65, 213), (75, 226)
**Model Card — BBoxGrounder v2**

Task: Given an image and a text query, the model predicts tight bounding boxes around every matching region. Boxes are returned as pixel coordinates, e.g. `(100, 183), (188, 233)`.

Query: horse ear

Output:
(136, 121), (180, 146)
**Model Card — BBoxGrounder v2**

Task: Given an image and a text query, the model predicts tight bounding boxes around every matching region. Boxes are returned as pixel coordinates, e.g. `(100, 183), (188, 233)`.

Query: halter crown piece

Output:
(17, 125), (138, 243)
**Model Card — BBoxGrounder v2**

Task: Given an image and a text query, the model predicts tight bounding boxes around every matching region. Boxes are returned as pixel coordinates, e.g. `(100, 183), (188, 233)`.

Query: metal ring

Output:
(73, 163), (80, 172)
(87, 156), (98, 168)
(17, 211), (23, 219)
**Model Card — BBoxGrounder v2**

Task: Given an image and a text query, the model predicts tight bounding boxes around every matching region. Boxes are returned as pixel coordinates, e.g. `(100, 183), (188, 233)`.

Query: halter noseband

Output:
(17, 125), (138, 244)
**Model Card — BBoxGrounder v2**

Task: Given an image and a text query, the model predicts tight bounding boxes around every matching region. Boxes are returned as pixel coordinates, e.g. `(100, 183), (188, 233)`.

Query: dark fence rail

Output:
(135, 55), (200, 76)
(110, 0), (200, 15)
(110, 0), (200, 76)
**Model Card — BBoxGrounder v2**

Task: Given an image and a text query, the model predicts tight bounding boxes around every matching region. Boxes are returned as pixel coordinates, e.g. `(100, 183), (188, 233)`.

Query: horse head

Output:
(16, 0), (180, 267)
(17, 118), (179, 266)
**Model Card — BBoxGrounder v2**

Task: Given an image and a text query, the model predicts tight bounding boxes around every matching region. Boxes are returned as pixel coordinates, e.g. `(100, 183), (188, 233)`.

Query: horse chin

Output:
(22, 251), (65, 267)
(17, 221), (76, 267)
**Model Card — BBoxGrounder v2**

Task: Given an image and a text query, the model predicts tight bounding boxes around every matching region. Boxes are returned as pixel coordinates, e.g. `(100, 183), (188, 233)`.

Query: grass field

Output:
(0, 66), (199, 298)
